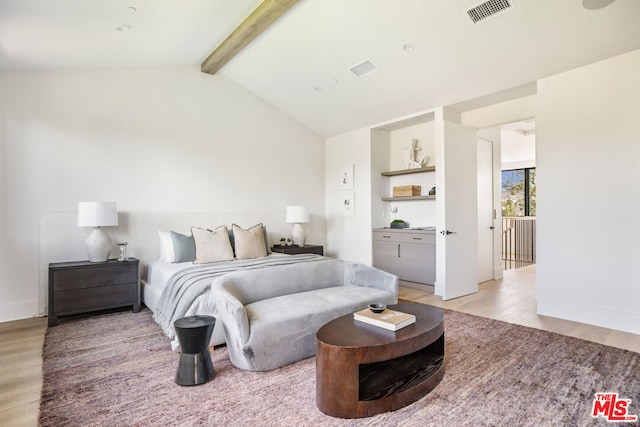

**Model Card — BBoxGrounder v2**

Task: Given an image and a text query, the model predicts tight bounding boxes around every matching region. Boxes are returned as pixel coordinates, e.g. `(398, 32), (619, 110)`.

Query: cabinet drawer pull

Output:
(382, 235), (392, 238)
(397, 244), (400, 258)
(412, 237), (422, 240)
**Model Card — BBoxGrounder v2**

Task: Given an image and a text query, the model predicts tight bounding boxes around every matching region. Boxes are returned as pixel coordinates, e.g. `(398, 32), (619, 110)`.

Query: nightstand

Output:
(48, 258), (140, 326)
(271, 244), (324, 256)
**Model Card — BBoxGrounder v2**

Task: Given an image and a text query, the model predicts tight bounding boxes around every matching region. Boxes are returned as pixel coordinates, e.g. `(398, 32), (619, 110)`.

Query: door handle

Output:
(440, 230), (456, 235)
(489, 226), (495, 230)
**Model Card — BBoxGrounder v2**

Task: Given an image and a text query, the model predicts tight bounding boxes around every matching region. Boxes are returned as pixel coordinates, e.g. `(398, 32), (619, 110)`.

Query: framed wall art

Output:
(339, 165), (354, 190)
(340, 192), (355, 217)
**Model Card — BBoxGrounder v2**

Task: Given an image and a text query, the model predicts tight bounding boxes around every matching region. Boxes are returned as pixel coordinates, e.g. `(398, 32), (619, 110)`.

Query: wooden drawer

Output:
(53, 283), (137, 314)
(402, 233), (435, 245)
(373, 231), (402, 242)
(52, 263), (137, 291)
(48, 258), (140, 326)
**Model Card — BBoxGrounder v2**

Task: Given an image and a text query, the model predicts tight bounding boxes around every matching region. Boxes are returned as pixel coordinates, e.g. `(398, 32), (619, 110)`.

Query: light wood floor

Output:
(0, 316), (47, 427)
(2, 265), (639, 426)
(399, 265), (640, 353)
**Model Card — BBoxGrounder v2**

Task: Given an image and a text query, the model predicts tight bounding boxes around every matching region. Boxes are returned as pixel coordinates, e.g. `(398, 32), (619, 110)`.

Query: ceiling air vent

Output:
(465, 0), (513, 24)
(349, 60), (378, 78)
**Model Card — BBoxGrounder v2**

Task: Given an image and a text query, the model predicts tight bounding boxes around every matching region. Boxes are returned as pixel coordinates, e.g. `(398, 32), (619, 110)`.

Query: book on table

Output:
(353, 308), (416, 331)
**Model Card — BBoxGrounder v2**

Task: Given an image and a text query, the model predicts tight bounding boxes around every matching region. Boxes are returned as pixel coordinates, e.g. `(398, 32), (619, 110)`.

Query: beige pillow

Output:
(191, 226), (235, 264)
(233, 223), (268, 260)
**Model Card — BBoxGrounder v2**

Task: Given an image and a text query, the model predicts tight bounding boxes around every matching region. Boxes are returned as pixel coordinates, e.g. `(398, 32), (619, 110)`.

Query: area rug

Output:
(39, 308), (640, 427)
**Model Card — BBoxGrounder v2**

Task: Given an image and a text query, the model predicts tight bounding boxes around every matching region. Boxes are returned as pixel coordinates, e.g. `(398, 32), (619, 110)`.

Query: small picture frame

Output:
(339, 165), (354, 190)
(340, 192), (355, 217)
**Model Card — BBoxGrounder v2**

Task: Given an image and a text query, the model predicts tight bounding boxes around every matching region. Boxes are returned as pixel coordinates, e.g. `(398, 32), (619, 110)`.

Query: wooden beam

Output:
(201, 0), (299, 75)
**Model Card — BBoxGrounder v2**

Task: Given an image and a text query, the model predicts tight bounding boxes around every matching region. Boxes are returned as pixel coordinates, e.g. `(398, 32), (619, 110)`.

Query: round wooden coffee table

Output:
(316, 303), (444, 418)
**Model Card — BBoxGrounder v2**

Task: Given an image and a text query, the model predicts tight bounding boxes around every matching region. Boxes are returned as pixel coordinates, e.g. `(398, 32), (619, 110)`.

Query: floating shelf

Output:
(381, 166), (435, 176)
(382, 195), (435, 201)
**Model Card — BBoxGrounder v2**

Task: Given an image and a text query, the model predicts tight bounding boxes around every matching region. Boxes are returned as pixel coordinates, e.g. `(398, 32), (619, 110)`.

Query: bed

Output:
(141, 223), (328, 350)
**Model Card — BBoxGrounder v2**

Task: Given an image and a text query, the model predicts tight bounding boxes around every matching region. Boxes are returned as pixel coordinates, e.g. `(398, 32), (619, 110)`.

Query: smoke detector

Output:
(465, 0), (514, 25)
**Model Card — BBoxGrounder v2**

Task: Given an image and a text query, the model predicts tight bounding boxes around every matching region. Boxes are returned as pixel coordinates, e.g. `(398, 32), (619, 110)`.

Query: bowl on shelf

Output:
(368, 303), (387, 313)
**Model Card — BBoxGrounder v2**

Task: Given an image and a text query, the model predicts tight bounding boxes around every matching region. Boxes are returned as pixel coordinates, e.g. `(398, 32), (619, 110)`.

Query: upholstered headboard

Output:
(38, 210), (325, 315)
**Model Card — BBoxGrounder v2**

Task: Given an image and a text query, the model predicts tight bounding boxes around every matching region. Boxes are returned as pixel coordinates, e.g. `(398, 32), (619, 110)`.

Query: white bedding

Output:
(141, 253), (315, 350)
(143, 254), (290, 302)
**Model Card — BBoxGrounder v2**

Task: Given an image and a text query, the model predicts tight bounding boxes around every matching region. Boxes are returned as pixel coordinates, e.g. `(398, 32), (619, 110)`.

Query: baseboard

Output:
(0, 299), (40, 323)
(399, 280), (434, 291)
(537, 297), (640, 336)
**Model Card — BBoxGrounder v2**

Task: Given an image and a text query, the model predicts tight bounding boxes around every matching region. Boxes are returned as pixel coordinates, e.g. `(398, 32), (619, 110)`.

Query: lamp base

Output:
(86, 227), (113, 262)
(291, 223), (305, 246)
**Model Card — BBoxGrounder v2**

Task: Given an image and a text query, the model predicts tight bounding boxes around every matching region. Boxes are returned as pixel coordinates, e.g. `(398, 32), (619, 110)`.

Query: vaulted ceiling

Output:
(1, 0), (639, 136)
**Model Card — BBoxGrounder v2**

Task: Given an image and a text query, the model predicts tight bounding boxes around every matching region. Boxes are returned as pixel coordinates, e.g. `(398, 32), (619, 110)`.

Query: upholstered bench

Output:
(211, 259), (398, 371)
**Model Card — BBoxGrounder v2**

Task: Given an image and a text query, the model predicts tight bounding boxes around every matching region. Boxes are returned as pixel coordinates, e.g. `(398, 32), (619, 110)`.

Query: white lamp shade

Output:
(77, 202), (119, 227)
(286, 206), (309, 224)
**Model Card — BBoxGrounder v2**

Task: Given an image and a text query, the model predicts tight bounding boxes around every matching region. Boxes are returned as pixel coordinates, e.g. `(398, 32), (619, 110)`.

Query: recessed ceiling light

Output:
(314, 86), (324, 93)
(126, 6), (137, 12)
(403, 43), (415, 52)
(117, 25), (131, 32)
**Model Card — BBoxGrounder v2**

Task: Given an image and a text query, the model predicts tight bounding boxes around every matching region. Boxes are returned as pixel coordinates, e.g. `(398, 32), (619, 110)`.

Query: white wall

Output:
(324, 128), (372, 264)
(536, 49), (640, 335)
(0, 66), (325, 322)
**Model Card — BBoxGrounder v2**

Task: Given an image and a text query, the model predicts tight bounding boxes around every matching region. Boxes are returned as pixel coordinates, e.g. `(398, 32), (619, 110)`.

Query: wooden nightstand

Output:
(271, 244), (324, 256)
(48, 258), (140, 327)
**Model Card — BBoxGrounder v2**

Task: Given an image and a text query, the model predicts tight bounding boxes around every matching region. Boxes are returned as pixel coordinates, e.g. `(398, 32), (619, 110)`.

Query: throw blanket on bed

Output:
(153, 254), (328, 340)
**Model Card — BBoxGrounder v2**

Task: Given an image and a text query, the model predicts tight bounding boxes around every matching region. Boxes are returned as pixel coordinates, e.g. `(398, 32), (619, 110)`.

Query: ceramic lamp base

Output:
(291, 223), (305, 246)
(85, 227), (113, 262)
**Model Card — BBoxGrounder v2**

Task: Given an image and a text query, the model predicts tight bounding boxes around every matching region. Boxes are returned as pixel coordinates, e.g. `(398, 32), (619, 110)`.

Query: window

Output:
(501, 167), (536, 216)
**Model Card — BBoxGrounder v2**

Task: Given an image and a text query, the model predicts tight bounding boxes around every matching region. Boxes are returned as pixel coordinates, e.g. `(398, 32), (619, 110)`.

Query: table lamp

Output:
(77, 202), (119, 262)
(286, 205), (309, 246)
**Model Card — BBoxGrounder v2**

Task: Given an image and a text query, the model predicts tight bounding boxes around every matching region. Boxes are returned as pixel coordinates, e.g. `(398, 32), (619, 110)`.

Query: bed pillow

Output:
(229, 224), (272, 255)
(192, 226), (235, 264)
(170, 231), (196, 263)
(232, 223), (268, 260)
(158, 230), (175, 262)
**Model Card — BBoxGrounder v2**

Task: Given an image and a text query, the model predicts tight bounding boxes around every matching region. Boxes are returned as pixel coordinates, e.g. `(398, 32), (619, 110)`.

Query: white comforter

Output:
(152, 253), (327, 343)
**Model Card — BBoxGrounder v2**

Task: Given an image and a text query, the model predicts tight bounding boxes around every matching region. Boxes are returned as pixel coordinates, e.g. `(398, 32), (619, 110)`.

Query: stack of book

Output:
(353, 307), (416, 331)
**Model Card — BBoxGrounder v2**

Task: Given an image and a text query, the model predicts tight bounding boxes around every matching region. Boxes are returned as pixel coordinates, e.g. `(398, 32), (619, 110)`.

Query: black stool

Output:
(173, 315), (216, 386)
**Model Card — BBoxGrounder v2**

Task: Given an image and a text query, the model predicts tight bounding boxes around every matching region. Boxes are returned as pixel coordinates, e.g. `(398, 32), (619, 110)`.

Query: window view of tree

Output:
(501, 168), (536, 216)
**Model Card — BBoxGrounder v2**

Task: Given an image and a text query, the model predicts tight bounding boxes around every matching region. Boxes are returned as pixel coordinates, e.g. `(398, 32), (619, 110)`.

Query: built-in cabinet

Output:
(372, 228), (435, 285)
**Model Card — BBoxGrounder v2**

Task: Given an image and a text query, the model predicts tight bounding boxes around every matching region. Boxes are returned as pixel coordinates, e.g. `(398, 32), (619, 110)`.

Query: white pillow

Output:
(158, 230), (175, 262)
(192, 226), (235, 264)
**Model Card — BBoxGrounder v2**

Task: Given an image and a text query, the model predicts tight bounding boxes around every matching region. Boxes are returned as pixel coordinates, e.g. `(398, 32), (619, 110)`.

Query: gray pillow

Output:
(170, 231), (196, 262)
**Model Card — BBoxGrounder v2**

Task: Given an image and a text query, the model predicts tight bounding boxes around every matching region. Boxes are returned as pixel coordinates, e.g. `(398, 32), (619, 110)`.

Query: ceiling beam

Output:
(201, 0), (299, 75)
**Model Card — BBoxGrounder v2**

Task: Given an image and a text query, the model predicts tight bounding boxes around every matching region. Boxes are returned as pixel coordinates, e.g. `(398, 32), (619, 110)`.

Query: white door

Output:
(435, 119), (478, 300)
(477, 138), (495, 283)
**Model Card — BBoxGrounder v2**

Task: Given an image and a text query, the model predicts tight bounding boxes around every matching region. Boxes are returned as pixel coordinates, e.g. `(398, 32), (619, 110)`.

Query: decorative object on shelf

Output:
(339, 164), (354, 190)
(279, 237), (286, 246)
(340, 192), (355, 217)
(286, 238), (293, 246)
(403, 139), (428, 169)
(393, 185), (421, 197)
(390, 219), (408, 229)
(77, 202), (119, 262)
(117, 242), (129, 261)
(429, 186), (436, 196)
(286, 205), (309, 246)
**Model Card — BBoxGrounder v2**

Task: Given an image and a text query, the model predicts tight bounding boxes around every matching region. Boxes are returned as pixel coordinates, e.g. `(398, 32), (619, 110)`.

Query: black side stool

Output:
(173, 315), (216, 386)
